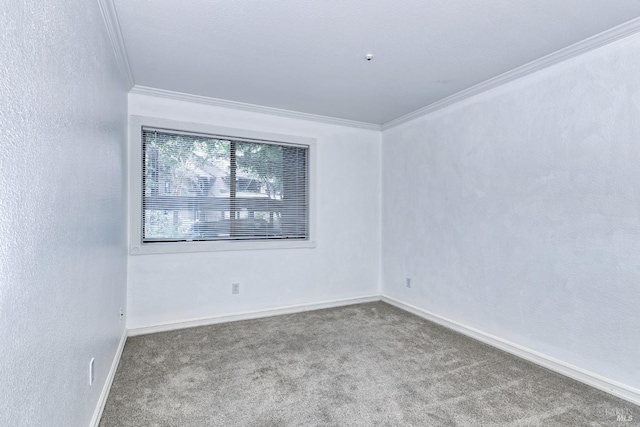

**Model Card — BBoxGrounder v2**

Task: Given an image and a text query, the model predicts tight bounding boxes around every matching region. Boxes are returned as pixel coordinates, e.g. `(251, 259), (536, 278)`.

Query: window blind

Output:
(142, 128), (309, 242)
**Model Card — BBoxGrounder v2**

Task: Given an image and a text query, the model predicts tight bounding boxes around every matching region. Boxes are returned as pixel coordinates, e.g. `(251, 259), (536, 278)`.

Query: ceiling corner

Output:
(97, 0), (135, 90)
(382, 15), (640, 131)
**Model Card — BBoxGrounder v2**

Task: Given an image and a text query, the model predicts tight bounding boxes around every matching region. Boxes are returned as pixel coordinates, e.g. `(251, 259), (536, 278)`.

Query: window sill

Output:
(129, 239), (317, 255)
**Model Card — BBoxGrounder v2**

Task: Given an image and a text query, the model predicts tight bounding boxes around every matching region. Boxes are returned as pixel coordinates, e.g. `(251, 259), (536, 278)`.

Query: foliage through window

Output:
(142, 128), (309, 243)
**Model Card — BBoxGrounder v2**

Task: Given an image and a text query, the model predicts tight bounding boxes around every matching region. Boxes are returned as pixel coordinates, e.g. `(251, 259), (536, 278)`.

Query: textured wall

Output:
(382, 33), (640, 389)
(127, 93), (381, 329)
(0, 1), (127, 426)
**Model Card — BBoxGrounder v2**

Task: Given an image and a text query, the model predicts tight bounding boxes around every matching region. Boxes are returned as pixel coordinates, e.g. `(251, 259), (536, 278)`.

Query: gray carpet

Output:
(100, 302), (638, 426)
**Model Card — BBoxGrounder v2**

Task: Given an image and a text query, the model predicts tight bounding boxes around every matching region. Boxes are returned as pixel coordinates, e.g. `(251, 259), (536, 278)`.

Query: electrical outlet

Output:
(119, 307), (124, 321)
(232, 283), (240, 294)
(406, 277), (412, 288)
(89, 358), (95, 386)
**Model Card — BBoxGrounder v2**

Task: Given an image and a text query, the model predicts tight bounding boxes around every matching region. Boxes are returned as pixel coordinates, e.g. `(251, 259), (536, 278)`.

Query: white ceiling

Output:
(113, 0), (640, 125)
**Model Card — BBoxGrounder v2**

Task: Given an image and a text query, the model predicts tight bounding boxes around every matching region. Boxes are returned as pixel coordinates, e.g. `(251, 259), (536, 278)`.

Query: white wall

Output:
(382, 33), (640, 390)
(127, 94), (381, 328)
(0, 1), (127, 426)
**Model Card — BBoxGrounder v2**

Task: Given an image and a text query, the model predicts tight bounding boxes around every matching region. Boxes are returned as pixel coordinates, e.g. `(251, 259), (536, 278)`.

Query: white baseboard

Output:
(89, 329), (128, 427)
(90, 293), (639, 426)
(382, 295), (640, 406)
(127, 295), (381, 337)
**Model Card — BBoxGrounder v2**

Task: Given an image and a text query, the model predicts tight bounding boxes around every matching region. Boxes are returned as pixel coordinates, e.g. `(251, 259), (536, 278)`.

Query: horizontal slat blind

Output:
(142, 128), (308, 242)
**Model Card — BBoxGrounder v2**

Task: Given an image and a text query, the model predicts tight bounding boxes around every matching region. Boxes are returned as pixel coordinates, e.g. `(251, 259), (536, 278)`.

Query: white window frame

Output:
(129, 115), (316, 255)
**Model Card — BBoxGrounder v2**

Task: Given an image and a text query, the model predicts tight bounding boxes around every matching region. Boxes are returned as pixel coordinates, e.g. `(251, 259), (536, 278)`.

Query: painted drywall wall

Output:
(382, 33), (640, 389)
(0, 1), (127, 426)
(127, 93), (381, 328)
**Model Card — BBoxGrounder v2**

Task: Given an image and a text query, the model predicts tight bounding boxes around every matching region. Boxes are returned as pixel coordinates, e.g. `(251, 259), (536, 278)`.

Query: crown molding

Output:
(383, 16), (640, 131)
(97, 0), (135, 90)
(129, 85), (382, 131)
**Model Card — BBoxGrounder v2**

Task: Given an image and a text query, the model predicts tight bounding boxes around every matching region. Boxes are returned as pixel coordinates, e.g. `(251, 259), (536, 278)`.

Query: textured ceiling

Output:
(113, 0), (640, 125)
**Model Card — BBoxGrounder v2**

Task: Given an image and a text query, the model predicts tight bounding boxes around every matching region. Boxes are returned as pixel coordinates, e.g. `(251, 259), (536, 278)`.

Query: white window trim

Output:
(129, 115), (317, 255)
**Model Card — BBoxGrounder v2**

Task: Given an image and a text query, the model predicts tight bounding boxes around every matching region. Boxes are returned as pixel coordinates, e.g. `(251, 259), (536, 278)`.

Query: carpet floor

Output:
(100, 302), (638, 426)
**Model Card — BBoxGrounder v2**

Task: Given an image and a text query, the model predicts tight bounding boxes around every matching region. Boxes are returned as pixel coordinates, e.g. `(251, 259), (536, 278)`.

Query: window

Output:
(130, 116), (315, 254)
